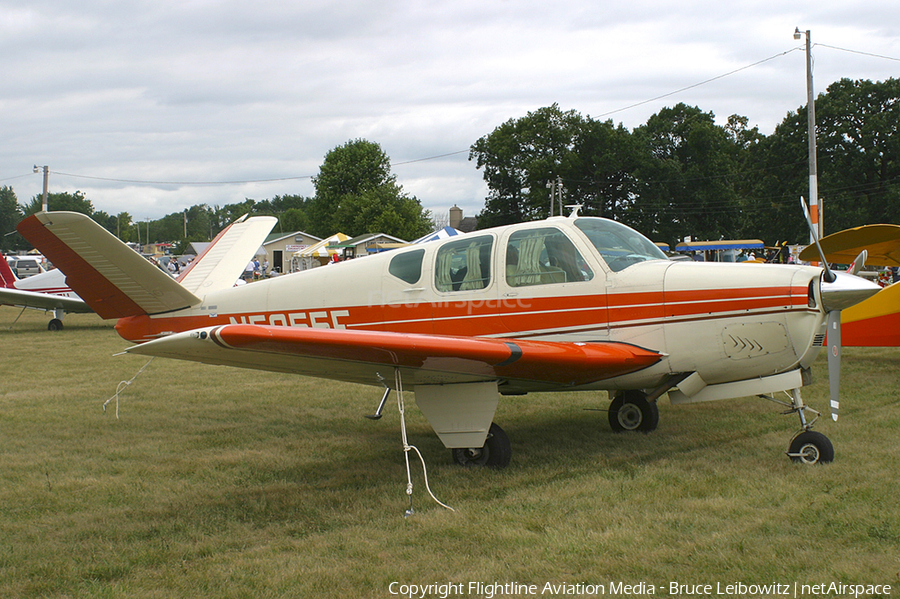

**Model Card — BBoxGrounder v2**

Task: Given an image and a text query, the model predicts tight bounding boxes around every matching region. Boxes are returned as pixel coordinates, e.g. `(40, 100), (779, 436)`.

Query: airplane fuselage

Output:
(116, 216), (827, 395)
(11, 268), (78, 299)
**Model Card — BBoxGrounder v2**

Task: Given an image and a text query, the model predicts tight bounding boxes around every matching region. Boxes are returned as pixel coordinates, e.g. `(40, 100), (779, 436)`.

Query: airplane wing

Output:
(0, 286), (91, 313)
(799, 224), (900, 266)
(125, 324), (663, 391)
(17, 212), (201, 319)
(177, 215), (277, 294)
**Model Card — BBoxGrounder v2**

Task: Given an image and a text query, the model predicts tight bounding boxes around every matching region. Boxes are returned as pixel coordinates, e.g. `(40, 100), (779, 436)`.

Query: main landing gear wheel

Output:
(48, 318), (63, 331)
(452, 423), (511, 469)
(788, 430), (834, 464)
(608, 391), (659, 433)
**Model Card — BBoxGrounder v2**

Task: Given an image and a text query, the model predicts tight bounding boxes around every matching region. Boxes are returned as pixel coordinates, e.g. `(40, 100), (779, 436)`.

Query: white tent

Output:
(291, 233), (349, 271)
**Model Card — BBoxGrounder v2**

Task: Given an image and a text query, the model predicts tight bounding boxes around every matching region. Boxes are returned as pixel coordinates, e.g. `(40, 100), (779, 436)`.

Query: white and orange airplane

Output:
(18, 207), (880, 469)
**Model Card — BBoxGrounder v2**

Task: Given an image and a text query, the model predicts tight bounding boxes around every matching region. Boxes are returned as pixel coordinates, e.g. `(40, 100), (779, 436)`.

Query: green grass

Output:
(1, 308), (899, 597)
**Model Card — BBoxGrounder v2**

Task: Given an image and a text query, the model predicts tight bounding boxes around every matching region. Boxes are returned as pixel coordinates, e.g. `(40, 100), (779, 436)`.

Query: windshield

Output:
(574, 218), (668, 272)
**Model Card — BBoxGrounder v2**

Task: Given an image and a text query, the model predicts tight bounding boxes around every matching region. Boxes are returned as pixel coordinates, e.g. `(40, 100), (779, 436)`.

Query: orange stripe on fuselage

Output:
(116, 285), (812, 343)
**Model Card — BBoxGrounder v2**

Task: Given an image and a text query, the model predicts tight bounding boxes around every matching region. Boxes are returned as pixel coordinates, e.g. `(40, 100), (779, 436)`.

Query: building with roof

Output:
(449, 205), (478, 233)
(263, 230), (322, 274)
(329, 233), (408, 260)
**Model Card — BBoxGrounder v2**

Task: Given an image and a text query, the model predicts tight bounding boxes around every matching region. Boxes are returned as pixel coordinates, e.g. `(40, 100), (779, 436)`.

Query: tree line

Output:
(1, 140), (433, 254)
(472, 77), (900, 247)
(3, 77), (898, 254)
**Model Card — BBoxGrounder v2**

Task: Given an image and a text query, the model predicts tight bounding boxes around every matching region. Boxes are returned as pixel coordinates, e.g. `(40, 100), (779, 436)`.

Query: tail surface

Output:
(17, 212), (200, 319)
(177, 214), (277, 294)
(0, 258), (17, 288)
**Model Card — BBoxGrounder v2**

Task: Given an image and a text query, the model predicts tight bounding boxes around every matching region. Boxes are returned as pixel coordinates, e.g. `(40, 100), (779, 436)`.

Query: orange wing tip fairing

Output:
(209, 325), (663, 386)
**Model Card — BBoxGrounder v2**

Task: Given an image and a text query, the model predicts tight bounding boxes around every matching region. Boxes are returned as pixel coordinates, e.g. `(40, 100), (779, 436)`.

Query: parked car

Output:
(12, 258), (44, 278)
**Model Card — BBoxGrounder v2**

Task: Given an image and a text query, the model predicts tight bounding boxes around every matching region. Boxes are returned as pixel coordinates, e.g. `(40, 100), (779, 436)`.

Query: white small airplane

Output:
(18, 205), (880, 469)
(1, 257), (90, 330)
(3, 215), (277, 330)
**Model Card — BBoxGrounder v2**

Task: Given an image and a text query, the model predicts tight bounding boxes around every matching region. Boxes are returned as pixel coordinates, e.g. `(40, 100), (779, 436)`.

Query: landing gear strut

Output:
(608, 390), (659, 433)
(452, 422), (511, 469)
(768, 388), (834, 465)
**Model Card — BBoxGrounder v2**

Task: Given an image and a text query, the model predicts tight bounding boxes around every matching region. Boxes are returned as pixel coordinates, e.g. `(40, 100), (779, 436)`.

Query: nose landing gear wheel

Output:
(608, 391), (659, 433)
(788, 430), (834, 464)
(452, 423), (511, 469)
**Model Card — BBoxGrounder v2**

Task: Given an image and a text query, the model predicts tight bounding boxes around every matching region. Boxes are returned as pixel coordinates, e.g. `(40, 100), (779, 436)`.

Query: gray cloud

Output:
(3, 0), (899, 224)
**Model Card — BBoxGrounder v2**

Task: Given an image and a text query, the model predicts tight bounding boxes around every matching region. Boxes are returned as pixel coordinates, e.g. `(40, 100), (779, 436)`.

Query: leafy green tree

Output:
(114, 212), (135, 242)
(0, 186), (23, 252)
(310, 139), (431, 239)
(816, 77), (900, 227)
(22, 191), (95, 217)
(470, 104), (589, 227)
(744, 77), (900, 243)
(280, 207), (310, 233)
(218, 200), (256, 227)
(631, 103), (743, 245)
(742, 112), (810, 244)
(255, 194), (309, 215)
(564, 118), (641, 220)
(184, 205), (213, 241)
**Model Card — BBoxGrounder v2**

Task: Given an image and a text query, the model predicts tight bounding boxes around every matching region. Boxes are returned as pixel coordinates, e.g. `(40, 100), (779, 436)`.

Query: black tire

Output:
(608, 390), (659, 433)
(48, 318), (64, 331)
(452, 423), (511, 469)
(788, 430), (834, 464)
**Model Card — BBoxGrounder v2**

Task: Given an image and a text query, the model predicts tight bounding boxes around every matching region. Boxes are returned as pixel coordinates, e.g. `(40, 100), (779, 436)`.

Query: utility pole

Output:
(556, 176), (564, 216)
(794, 27), (821, 241)
(33, 165), (49, 212)
(547, 177), (565, 217)
(547, 180), (555, 217)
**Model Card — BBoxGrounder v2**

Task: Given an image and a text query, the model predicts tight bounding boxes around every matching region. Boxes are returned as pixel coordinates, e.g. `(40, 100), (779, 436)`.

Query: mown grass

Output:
(1, 308), (898, 597)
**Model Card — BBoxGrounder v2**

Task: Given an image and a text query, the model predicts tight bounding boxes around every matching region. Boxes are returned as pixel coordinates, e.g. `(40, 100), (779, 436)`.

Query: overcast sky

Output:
(2, 0), (898, 227)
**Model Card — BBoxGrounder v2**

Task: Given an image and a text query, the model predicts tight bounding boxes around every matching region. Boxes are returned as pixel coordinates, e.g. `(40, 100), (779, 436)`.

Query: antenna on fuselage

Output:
(566, 204), (583, 218)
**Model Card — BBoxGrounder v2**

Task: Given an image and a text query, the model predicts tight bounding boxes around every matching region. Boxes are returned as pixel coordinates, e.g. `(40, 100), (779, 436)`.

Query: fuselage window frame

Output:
(434, 235), (494, 292)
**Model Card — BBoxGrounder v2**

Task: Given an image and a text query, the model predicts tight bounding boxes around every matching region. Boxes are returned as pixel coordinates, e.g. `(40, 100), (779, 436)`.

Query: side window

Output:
(434, 236), (493, 292)
(388, 249), (424, 284)
(506, 228), (594, 287)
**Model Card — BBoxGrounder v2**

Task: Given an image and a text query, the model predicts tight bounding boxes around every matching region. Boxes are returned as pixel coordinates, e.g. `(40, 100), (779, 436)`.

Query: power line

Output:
(0, 173), (34, 183)
(42, 150), (472, 187)
(49, 171), (314, 186)
(15, 43), (895, 191)
(593, 47), (804, 119)
(815, 43), (900, 63)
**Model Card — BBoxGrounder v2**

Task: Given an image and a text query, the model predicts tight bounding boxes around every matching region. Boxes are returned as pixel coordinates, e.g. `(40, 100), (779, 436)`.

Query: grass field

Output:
(1, 308), (898, 598)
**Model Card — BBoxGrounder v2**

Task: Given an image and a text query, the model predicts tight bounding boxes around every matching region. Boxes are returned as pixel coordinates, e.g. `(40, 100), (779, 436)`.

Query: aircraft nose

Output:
(820, 271), (882, 312)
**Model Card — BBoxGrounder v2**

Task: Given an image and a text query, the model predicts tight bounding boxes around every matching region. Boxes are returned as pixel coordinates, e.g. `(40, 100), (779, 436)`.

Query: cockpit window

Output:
(434, 235), (493, 292)
(388, 248), (424, 284)
(506, 228), (593, 286)
(574, 218), (668, 272)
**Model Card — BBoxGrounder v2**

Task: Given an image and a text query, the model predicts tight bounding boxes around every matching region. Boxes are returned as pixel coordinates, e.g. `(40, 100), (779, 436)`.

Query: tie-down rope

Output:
(395, 368), (455, 515)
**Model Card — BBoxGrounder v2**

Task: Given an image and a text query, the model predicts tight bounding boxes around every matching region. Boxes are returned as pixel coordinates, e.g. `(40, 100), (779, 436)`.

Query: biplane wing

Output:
(798, 224), (900, 266)
(798, 223), (900, 347)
